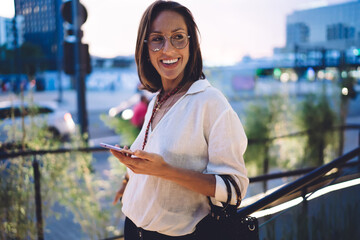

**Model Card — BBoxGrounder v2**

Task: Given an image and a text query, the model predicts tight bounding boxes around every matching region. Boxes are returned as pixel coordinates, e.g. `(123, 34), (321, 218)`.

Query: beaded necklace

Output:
(142, 85), (181, 150)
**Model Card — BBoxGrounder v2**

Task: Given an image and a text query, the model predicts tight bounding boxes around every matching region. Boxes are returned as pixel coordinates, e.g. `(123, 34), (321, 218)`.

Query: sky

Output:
(0, 0), (354, 66)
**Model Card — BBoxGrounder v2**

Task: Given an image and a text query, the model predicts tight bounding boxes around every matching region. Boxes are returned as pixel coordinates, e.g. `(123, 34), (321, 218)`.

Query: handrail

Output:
(248, 159), (359, 182)
(248, 124), (360, 144)
(0, 146), (106, 160)
(237, 146), (360, 217)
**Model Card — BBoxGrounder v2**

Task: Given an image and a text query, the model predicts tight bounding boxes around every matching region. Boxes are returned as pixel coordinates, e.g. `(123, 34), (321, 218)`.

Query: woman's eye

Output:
(173, 34), (184, 40)
(151, 36), (164, 42)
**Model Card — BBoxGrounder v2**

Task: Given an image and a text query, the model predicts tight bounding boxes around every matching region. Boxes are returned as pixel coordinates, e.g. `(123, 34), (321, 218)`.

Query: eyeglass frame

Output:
(144, 33), (191, 52)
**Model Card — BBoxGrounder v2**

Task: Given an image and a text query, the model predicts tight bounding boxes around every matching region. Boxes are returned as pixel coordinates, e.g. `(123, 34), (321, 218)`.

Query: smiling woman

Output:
(108, 1), (249, 240)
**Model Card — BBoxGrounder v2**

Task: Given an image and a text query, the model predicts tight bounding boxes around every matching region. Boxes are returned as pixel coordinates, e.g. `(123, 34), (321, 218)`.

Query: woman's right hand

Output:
(113, 178), (127, 205)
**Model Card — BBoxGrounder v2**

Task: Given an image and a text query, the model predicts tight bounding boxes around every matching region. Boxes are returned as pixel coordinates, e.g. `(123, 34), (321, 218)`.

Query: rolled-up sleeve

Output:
(206, 108), (249, 205)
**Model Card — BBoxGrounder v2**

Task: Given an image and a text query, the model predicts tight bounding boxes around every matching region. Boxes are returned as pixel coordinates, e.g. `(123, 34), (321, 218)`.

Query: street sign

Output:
(61, 0), (88, 25)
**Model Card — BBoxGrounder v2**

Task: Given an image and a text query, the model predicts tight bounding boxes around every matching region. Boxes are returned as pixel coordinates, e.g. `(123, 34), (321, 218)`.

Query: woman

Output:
(111, 1), (249, 239)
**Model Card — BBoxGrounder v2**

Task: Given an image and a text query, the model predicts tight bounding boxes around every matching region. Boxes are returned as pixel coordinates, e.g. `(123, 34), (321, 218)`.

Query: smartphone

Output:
(100, 143), (123, 152)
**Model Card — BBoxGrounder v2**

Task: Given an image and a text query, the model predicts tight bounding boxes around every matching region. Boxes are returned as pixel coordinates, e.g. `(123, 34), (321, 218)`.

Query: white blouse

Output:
(121, 79), (249, 236)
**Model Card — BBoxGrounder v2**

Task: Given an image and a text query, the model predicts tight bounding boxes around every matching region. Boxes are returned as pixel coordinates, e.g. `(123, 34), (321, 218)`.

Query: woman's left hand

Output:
(110, 149), (170, 176)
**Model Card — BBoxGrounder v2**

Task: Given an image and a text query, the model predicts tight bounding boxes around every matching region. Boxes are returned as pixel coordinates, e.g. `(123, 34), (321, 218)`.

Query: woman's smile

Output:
(160, 57), (181, 68)
(161, 58), (179, 65)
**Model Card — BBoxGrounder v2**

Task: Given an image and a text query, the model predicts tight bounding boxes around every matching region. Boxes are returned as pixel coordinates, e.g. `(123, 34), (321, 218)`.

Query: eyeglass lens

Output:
(147, 33), (189, 51)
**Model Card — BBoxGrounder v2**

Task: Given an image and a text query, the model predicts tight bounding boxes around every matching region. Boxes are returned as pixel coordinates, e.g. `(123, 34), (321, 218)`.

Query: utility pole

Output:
(55, 0), (63, 103)
(71, 0), (88, 140)
(61, 0), (91, 141)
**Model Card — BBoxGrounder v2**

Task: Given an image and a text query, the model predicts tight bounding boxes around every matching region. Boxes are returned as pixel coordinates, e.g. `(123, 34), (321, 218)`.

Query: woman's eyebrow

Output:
(150, 30), (162, 34)
(171, 28), (186, 33)
(150, 28), (186, 34)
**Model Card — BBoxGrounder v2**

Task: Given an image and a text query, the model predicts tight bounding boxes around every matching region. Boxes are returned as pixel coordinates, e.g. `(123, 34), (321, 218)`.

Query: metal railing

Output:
(0, 147), (108, 240)
(248, 124), (360, 144)
(238, 146), (360, 217)
(1, 124), (359, 240)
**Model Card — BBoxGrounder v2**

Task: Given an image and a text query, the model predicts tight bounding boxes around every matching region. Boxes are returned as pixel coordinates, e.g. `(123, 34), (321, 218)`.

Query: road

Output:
(1, 83), (359, 144)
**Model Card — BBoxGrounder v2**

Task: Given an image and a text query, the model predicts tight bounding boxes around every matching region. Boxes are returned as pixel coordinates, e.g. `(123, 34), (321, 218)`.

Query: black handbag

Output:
(197, 175), (259, 240)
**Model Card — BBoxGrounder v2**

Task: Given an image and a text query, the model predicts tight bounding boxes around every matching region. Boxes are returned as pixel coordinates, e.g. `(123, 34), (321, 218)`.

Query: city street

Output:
(1, 0), (360, 238)
(1, 85), (359, 146)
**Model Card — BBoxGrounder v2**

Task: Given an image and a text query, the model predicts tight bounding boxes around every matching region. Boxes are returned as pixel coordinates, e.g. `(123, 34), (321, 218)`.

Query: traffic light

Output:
(353, 49), (360, 56)
(63, 42), (91, 75)
(61, 0), (91, 75)
(273, 68), (282, 79)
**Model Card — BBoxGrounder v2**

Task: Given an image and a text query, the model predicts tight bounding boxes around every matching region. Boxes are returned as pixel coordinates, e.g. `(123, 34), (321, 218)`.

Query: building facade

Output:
(0, 16), (24, 49)
(0, 17), (7, 47)
(285, 0), (360, 52)
(14, 0), (63, 69)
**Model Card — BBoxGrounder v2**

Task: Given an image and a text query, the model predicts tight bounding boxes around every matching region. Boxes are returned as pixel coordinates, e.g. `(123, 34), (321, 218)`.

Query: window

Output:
(37, 107), (53, 114)
(34, 6), (40, 13)
(327, 23), (355, 40)
(0, 105), (53, 120)
(0, 107), (21, 119)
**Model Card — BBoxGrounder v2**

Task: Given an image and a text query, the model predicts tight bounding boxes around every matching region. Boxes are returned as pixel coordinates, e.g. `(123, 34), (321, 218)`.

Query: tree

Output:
(295, 92), (338, 166)
(0, 42), (46, 77)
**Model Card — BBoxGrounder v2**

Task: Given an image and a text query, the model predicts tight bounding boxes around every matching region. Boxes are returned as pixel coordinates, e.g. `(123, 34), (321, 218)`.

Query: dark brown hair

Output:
(135, 0), (205, 92)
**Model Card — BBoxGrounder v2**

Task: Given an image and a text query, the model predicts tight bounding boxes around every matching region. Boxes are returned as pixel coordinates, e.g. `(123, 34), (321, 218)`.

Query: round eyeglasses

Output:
(145, 32), (190, 52)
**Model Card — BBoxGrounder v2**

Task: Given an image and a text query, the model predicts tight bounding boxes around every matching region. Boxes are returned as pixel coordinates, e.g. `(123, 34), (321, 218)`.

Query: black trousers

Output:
(124, 217), (210, 240)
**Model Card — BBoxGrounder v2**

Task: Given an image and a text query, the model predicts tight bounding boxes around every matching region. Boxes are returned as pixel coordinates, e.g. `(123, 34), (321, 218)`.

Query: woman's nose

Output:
(162, 38), (174, 53)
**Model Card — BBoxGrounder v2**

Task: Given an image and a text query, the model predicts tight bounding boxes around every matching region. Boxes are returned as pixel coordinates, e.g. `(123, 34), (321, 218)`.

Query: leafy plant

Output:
(0, 42), (47, 76)
(0, 97), (126, 239)
(243, 96), (282, 177)
(295, 91), (339, 167)
(100, 114), (139, 146)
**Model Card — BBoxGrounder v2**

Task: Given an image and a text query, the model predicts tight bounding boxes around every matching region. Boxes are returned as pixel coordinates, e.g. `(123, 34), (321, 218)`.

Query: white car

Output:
(0, 101), (76, 142)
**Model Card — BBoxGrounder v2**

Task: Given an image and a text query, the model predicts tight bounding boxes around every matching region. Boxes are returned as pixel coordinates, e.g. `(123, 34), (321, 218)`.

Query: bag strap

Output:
(208, 175), (242, 210)
(208, 175), (232, 210)
(218, 175), (232, 209)
(221, 175), (242, 208)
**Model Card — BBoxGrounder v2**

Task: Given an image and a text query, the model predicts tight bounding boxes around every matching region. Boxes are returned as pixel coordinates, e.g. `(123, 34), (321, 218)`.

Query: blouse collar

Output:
(185, 79), (211, 95)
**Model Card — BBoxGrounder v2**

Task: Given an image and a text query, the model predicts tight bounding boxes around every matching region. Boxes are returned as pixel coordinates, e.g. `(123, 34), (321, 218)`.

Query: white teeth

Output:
(162, 58), (179, 64)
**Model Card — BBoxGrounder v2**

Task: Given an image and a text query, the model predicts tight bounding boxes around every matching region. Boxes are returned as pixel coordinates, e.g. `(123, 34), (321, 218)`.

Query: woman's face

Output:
(148, 10), (190, 88)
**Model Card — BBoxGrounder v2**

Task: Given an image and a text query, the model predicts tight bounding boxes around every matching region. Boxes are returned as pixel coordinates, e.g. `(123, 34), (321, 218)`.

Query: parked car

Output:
(0, 101), (76, 142)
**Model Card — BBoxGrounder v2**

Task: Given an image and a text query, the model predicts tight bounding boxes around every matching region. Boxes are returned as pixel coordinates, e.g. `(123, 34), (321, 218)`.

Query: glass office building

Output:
(14, 0), (63, 69)
(285, 0), (360, 51)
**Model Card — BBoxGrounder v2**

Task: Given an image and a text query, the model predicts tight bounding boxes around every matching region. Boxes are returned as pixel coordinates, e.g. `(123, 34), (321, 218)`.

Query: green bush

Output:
(0, 99), (126, 239)
(100, 114), (140, 146)
(295, 92), (338, 167)
(243, 96), (282, 176)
